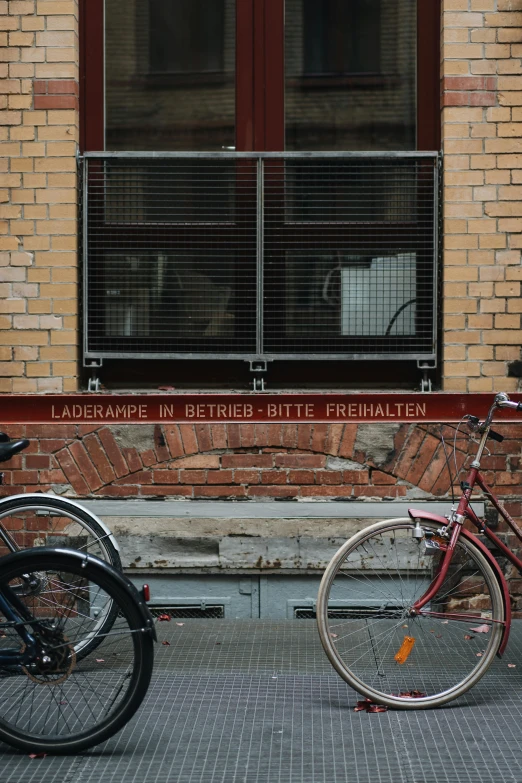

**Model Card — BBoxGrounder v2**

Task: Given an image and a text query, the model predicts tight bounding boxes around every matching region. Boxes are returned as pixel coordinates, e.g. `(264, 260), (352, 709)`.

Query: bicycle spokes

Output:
(0, 552), (153, 753)
(318, 520), (504, 708)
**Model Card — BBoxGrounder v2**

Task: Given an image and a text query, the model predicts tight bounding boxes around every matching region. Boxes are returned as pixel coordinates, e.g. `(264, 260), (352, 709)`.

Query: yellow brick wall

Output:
(442, 0), (522, 392)
(0, 0), (78, 393)
(1, 1), (522, 392)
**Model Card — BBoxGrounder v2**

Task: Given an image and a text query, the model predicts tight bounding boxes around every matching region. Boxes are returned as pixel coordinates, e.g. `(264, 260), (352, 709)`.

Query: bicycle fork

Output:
(411, 521), (462, 616)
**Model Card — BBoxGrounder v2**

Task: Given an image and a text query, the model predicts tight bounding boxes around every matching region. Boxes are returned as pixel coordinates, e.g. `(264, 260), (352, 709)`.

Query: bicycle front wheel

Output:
(0, 548), (154, 754)
(0, 495), (121, 658)
(317, 519), (504, 709)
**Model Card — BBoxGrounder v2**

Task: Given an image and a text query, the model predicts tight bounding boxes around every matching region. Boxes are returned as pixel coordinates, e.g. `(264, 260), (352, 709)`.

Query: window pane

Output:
(149, 0), (225, 74)
(304, 0), (381, 75)
(105, 0), (235, 151)
(286, 0), (416, 151)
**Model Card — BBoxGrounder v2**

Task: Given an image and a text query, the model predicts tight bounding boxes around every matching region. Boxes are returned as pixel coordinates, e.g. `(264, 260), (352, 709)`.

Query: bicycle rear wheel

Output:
(0, 548), (154, 754)
(317, 519), (504, 709)
(0, 495), (121, 568)
(0, 495), (121, 658)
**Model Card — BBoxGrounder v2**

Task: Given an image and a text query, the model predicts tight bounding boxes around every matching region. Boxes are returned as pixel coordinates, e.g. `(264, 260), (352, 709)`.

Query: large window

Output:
(96, 0), (438, 154)
(81, 0), (440, 388)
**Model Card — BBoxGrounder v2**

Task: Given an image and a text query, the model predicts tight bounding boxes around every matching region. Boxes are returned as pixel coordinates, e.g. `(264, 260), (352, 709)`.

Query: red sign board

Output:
(2, 393), (521, 424)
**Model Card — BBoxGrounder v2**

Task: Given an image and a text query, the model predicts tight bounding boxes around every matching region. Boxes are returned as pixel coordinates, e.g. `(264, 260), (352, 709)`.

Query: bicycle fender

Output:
(408, 508), (511, 656)
(0, 493), (120, 552)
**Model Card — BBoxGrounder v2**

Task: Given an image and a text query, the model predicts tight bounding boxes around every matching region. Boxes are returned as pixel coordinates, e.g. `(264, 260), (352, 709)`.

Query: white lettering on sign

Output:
(51, 404), (148, 420)
(266, 403), (315, 418)
(49, 399), (428, 422)
(325, 402), (426, 419)
(184, 403), (254, 419)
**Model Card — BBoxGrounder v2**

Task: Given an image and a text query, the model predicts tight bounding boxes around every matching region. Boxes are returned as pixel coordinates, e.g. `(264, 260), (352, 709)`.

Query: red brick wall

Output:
(5, 420), (522, 608)
(2, 421), (520, 503)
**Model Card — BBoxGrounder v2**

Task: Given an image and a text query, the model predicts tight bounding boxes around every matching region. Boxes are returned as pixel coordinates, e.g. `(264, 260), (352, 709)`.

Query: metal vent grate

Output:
(82, 152), (439, 364)
(150, 605), (225, 619)
(294, 605), (404, 619)
(294, 608), (317, 619)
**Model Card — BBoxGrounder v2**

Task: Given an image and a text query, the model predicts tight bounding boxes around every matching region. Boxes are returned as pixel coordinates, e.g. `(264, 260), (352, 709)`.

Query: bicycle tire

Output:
(0, 547), (154, 754)
(0, 495), (121, 658)
(317, 518), (504, 709)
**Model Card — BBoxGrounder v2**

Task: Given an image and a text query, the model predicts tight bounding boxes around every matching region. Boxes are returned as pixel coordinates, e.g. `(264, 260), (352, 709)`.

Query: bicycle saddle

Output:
(0, 439), (29, 463)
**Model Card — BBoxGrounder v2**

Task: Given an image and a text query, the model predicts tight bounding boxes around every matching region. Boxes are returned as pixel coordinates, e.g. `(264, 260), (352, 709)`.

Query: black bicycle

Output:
(0, 433), (123, 659)
(0, 547), (155, 754)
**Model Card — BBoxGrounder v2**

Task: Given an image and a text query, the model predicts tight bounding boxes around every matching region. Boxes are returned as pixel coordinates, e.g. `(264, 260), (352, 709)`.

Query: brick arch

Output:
(5, 421), (520, 501)
(51, 422), (368, 499)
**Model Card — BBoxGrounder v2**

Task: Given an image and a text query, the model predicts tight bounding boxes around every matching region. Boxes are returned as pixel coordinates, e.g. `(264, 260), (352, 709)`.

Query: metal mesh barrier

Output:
(83, 152), (439, 363)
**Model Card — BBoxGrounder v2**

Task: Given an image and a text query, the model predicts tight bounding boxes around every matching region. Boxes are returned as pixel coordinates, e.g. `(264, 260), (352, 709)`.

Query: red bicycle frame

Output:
(410, 392), (522, 656)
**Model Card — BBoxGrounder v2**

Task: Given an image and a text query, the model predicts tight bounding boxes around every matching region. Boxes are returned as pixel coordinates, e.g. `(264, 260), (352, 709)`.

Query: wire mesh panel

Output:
(83, 152), (438, 362)
(84, 156), (258, 357)
(263, 156), (438, 358)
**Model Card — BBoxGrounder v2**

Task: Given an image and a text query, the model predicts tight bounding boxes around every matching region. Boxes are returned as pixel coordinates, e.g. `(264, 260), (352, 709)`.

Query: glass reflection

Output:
(285, 0), (416, 151)
(105, 0), (235, 151)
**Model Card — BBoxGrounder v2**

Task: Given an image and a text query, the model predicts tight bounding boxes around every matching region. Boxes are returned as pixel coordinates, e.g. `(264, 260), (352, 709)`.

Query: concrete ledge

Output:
(80, 500), (484, 518)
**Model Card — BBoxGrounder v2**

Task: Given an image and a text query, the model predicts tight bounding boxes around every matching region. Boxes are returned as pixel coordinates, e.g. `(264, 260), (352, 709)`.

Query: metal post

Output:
(82, 157), (89, 362)
(256, 156), (264, 357)
(432, 153), (441, 359)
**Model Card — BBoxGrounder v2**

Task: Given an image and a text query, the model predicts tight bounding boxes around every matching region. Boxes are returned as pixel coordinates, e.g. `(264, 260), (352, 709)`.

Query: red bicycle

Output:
(317, 392), (522, 708)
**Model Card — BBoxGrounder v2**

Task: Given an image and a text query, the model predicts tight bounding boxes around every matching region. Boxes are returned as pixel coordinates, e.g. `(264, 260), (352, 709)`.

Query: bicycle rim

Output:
(317, 519), (504, 709)
(0, 497), (121, 657)
(0, 497), (121, 568)
(0, 550), (153, 753)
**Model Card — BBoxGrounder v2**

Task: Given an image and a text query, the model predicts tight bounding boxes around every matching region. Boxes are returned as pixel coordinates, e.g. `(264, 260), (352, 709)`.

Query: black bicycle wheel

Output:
(0, 548), (154, 754)
(0, 496), (122, 658)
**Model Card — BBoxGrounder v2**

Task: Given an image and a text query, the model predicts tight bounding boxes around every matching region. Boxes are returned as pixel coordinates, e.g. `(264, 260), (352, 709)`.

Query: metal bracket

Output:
(417, 360), (436, 392)
(420, 376), (432, 393)
(88, 376), (101, 392)
(85, 358), (103, 393)
(84, 357), (103, 369)
(248, 360), (269, 392)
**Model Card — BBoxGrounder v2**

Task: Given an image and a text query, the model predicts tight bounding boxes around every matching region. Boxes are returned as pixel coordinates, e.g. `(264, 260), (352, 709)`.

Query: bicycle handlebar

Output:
(502, 400), (522, 410)
(477, 393), (522, 431)
(462, 393), (522, 464)
(495, 394), (522, 411)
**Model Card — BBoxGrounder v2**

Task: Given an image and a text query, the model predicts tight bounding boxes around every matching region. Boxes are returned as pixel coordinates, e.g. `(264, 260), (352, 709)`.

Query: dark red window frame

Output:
(80, 0), (440, 153)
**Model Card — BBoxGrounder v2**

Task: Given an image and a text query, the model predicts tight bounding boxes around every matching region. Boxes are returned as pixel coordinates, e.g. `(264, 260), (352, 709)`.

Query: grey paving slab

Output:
(3, 619), (522, 783)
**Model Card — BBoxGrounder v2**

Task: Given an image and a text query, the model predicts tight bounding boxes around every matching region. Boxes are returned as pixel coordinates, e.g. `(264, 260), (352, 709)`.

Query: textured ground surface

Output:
(3, 619), (522, 783)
